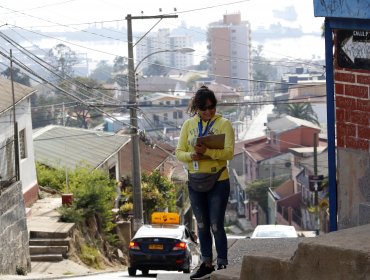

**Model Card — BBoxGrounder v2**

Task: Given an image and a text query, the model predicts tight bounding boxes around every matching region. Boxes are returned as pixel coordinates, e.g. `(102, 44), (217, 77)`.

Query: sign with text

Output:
(337, 29), (370, 70)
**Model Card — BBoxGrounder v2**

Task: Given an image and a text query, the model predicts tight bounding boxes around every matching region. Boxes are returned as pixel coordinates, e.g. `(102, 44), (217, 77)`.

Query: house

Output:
(0, 77), (36, 274)
(0, 77), (38, 206)
(243, 116), (324, 225)
(33, 125), (130, 181)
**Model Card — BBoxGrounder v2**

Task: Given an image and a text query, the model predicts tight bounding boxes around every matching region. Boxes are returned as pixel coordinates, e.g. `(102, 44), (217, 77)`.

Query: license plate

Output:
(149, 244), (163, 250)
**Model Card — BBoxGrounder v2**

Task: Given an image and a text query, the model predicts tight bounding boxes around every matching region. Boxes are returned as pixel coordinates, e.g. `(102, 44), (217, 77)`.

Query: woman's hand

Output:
(191, 153), (203, 161)
(194, 143), (207, 155)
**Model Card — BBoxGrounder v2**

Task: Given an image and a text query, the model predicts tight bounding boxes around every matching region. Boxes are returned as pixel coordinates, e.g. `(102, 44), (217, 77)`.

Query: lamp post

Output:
(126, 14), (194, 232)
(134, 47), (195, 73)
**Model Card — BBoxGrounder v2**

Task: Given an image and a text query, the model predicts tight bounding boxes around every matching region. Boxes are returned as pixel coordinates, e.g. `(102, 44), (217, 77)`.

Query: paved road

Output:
(58, 270), (184, 280)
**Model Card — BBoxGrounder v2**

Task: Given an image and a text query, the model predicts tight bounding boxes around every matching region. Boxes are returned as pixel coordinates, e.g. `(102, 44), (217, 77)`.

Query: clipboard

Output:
(196, 134), (225, 149)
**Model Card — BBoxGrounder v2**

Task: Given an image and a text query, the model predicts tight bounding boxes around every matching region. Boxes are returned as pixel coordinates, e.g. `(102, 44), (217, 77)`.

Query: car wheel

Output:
(141, 269), (149, 275)
(183, 268), (191, 274)
(183, 256), (191, 273)
(128, 267), (136, 276)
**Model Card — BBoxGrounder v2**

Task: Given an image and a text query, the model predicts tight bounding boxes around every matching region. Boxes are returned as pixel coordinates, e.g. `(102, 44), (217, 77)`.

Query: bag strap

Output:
(216, 166), (227, 180)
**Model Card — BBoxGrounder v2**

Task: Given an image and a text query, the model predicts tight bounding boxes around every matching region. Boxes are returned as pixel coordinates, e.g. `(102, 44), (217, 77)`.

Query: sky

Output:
(0, 0), (325, 64)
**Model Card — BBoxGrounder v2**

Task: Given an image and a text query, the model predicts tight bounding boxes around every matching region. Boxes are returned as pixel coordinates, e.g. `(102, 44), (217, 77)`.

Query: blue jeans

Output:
(188, 179), (230, 266)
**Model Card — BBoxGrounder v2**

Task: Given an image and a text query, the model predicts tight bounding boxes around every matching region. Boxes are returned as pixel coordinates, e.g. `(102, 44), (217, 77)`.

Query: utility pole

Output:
(313, 133), (319, 235)
(126, 14), (178, 233)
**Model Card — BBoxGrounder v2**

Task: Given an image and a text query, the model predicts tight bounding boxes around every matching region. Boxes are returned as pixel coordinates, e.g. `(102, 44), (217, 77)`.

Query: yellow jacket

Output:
(176, 113), (235, 180)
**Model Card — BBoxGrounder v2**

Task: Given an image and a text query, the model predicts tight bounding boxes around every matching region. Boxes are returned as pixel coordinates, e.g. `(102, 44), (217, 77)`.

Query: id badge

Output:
(192, 161), (199, 171)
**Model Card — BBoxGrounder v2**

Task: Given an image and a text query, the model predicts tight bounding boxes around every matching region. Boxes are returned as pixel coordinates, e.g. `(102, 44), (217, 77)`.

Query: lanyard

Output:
(198, 118), (216, 137)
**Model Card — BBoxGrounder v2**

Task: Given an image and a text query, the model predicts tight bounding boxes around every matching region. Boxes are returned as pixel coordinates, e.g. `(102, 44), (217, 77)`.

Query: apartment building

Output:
(208, 13), (252, 94)
(135, 28), (193, 72)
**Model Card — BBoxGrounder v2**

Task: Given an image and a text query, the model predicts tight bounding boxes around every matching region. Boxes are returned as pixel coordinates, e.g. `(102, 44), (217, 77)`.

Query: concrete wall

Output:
(334, 30), (370, 229)
(0, 181), (30, 275)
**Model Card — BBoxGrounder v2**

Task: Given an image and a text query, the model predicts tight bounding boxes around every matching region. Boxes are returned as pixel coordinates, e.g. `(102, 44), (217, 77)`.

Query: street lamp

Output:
(134, 47), (195, 73)
(127, 22), (194, 232)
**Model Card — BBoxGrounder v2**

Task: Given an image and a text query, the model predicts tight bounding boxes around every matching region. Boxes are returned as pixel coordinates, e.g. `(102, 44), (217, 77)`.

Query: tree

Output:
(143, 60), (168, 76)
(58, 77), (110, 128)
(109, 56), (128, 88)
(120, 171), (178, 223)
(89, 60), (113, 82)
(1, 67), (31, 86)
(251, 45), (278, 93)
(245, 177), (286, 213)
(47, 44), (79, 80)
(186, 74), (202, 90)
(276, 103), (320, 126)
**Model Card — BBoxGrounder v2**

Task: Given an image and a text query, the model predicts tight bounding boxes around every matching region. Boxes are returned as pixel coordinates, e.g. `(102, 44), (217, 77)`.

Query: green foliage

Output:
(274, 103), (320, 126)
(1, 67), (31, 86)
(79, 243), (103, 269)
(121, 171), (178, 223)
(89, 60), (113, 82)
(143, 60), (169, 76)
(186, 74), (202, 89)
(66, 166), (117, 232)
(246, 177), (286, 212)
(37, 162), (117, 235)
(36, 162), (66, 191)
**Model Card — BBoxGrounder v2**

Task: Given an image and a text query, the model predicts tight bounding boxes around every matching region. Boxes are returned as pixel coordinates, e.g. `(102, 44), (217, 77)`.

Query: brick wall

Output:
(334, 69), (370, 151)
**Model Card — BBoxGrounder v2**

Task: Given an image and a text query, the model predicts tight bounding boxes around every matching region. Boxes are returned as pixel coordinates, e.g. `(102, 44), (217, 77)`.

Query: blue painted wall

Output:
(313, 0), (370, 19)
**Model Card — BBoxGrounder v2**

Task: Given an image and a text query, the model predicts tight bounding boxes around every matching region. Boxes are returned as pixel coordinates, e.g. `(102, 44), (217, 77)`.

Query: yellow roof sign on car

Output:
(151, 212), (180, 224)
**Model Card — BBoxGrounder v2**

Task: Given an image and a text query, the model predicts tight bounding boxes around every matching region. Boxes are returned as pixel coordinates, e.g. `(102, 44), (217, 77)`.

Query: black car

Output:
(128, 224), (200, 276)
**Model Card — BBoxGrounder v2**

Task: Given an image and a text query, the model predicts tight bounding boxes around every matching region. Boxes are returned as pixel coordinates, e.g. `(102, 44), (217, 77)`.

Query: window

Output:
(166, 101), (170, 105)
(19, 129), (27, 159)
(178, 111), (183, 119)
(164, 113), (168, 121)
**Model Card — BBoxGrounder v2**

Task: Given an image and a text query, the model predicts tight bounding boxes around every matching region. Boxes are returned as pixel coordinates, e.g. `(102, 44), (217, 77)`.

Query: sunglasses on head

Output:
(199, 104), (216, 111)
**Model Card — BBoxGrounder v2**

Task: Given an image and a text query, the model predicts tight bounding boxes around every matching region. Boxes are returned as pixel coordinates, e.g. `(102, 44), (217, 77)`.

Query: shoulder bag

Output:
(188, 166), (226, 192)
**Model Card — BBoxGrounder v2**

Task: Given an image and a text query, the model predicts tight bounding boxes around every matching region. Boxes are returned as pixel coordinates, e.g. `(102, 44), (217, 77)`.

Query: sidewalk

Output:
(0, 195), (121, 280)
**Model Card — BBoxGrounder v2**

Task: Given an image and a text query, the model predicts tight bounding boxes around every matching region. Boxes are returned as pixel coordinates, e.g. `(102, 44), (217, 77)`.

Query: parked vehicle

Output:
(128, 212), (200, 276)
(250, 225), (298, 239)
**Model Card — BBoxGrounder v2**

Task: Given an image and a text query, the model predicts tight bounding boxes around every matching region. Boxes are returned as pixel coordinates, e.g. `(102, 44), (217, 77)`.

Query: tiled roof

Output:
(33, 125), (130, 170)
(0, 77), (36, 115)
(267, 116), (321, 134)
(244, 136), (282, 162)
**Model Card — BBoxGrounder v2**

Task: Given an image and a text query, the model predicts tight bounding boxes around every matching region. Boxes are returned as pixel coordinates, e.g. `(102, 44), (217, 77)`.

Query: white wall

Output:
(0, 98), (37, 192)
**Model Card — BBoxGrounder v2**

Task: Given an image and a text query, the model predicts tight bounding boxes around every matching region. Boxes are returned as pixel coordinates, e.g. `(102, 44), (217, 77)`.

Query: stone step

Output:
(30, 254), (64, 262)
(239, 224), (370, 280)
(29, 245), (68, 257)
(29, 237), (71, 247)
(29, 230), (71, 239)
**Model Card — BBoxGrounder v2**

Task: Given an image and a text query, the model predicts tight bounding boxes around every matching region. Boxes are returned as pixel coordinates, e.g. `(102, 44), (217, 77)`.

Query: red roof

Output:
(244, 136), (282, 162)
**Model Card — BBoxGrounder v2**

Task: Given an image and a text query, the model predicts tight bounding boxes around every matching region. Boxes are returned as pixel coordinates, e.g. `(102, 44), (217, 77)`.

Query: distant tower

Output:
(207, 13), (252, 95)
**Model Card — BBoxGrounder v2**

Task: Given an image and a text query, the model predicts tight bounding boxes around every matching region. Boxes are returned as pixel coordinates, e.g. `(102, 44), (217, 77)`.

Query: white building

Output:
(0, 77), (38, 207)
(136, 29), (194, 72)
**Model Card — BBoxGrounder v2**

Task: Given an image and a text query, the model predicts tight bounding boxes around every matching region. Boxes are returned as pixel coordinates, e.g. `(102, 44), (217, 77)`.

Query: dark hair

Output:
(187, 86), (217, 116)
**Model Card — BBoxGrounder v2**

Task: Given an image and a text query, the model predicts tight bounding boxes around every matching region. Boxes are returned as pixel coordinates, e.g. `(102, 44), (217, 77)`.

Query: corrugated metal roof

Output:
(267, 116), (321, 133)
(33, 125), (130, 170)
(0, 77), (36, 115)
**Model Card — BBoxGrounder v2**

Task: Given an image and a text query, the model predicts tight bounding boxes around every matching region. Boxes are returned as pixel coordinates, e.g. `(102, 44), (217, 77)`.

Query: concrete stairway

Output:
(27, 197), (75, 262)
(211, 223), (370, 280)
